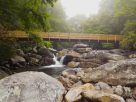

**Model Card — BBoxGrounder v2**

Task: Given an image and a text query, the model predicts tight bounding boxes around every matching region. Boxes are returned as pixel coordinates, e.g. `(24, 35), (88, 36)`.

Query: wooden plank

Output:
(1, 31), (123, 41)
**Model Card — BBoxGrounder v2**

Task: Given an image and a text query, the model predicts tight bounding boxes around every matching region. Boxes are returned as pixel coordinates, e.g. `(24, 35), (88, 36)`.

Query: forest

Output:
(0, 1), (136, 102)
(0, 0), (136, 50)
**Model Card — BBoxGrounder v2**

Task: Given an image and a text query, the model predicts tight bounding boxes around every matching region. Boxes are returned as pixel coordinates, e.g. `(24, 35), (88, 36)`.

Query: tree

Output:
(83, 0), (122, 34)
(46, 0), (70, 32)
(115, 0), (136, 50)
(69, 15), (87, 33)
(0, 0), (56, 31)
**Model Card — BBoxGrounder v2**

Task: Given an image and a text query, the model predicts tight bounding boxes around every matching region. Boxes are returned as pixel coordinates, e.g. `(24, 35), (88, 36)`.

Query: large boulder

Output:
(65, 83), (95, 102)
(74, 48), (92, 54)
(0, 72), (65, 102)
(62, 55), (74, 65)
(10, 55), (26, 64)
(80, 58), (136, 86)
(83, 90), (125, 102)
(82, 50), (125, 61)
(73, 44), (89, 49)
(38, 46), (53, 58)
(67, 61), (80, 68)
(0, 69), (8, 79)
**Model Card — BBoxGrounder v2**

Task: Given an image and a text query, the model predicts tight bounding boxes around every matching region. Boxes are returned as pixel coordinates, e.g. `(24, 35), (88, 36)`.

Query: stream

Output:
(38, 55), (67, 77)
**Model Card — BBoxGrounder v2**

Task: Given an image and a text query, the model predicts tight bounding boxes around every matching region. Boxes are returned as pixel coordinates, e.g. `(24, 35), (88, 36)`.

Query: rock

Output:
(123, 87), (132, 97)
(132, 87), (136, 99)
(114, 85), (124, 96)
(67, 50), (81, 58)
(65, 83), (95, 102)
(73, 44), (89, 49)
(57, 49), (69, 58)
(28, 57), (39, 65)
(32, 47), (38, 53)
(95, 82), (113, 94)
(11, 55), (26, 64)
(67, 61), (79, 68)
(0, 69), (8, 79)
(40, 57), (55, 66)
(79, 61), (100, 68)
(48, 48), (57, 53)
(82, 50), (125, 61)
(129, 54), (136, 58)
(38, 46), (53, 58)
(26, 53), (42, 59)
(0, 72), (65, 102)
(74, 58), (104, 68)
(74, 47), (92, 54)
(109, 49), (126, 55)
(126, 98), (136, 102)
(71, 81), (83, 88)
(62, 55), (74, 65)
(83, 90), (125, 102)
(57, 49), (81, 63)
(16, 49), (25, 56)
(62, 69), (79, 82)
(58, 76), (75, 90)
(80, 58), (136, 86)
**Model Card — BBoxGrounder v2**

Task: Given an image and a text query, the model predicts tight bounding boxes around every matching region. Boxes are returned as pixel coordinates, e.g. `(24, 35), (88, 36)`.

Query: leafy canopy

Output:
(0, 0), (56, 31)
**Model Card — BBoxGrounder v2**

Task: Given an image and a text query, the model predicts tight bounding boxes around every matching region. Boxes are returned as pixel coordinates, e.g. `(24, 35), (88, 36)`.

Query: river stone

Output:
(0, 71), (65, 102)
(0, 69), (8, 79)
(114, 85), (124, 96)
(83, 90), (125, 102)
(65, 83), (95, 102)
(73, 44), (89, 49)
(38, 46), (53, 58)
(126, 98), (136, 102)
(74, 47), (92, 53)
(82, 50), (125, 61)
(67, 61), (80, 68)
(11, 55), (26, 64)
(95, 82), (113, 94)
(80, 58), (136, 86)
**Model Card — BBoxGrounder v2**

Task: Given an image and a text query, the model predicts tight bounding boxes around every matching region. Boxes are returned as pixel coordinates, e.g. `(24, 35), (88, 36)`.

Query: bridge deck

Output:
(2, 31), (123, 42)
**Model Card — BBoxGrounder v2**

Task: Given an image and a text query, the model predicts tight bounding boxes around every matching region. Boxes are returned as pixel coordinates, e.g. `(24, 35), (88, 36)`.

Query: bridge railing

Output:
(2, 31), (123, 42)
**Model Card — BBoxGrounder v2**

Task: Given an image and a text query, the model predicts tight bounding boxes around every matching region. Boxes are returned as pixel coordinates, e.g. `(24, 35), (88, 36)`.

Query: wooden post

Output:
(107, 35), (109, 43)
(59, 32), (60, 41)
(97, 35), (100, 42)
(68, 32), (70, 41)
(114, 35), (117, 43)
(48, 33), (50, 41)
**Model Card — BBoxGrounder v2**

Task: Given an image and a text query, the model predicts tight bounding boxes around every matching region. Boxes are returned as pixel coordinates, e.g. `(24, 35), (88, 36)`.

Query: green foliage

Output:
(0, 38), (16, 62)
(29, 33), (52, 48)
(0, 0), (56, 31)
(46, 0), (70, 32)
(68, 15), (87, 33)
(120, 20), (136, 50)
(78, 0), (123, 34)
(115, 0), (136, 50)
(102, 42), (114, 49)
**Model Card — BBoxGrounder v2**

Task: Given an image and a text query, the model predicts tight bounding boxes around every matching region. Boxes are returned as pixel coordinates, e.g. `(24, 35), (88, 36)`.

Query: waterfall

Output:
(40, 54), (64, 68)
(60, 55), (65, 64)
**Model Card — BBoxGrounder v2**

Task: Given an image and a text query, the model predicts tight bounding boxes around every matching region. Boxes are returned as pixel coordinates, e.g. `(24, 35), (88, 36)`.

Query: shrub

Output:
(0, 38), (16, 62)
(120, 20), (136, 50)
(28, 33), (52, 48)
(102, 42), (114, 49)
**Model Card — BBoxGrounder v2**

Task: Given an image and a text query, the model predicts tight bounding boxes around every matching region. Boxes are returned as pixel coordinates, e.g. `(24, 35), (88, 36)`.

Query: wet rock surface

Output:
(80, 58), (136, 86)
(0, 72), (65, 102)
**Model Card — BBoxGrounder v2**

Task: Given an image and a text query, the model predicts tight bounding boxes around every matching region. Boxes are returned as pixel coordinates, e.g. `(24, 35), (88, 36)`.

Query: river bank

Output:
(0, 43), (136, 102)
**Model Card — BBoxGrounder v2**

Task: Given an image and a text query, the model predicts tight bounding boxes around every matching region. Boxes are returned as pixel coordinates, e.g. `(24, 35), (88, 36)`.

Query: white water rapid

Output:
(40, 54), (65, 68)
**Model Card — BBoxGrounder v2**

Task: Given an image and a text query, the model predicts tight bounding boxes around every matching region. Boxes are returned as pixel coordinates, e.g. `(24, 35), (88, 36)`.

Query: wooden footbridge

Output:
(1, 31), (123, 42)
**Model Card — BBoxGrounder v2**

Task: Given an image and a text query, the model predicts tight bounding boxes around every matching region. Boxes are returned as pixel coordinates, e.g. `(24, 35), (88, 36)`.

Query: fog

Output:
(61, 0), (101, 18)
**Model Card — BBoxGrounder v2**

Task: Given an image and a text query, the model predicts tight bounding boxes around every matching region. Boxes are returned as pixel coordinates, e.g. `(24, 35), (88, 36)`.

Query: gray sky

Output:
(61, 0), (101, 18)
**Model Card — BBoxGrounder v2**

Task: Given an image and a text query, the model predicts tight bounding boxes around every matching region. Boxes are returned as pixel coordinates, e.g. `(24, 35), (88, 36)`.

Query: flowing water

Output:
(38, 55), (66, 77)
